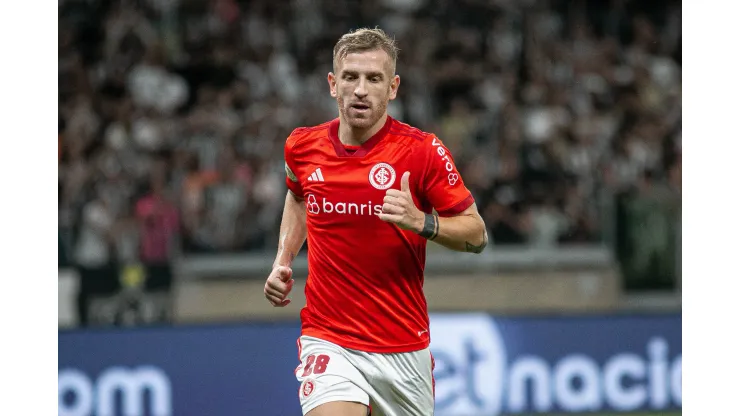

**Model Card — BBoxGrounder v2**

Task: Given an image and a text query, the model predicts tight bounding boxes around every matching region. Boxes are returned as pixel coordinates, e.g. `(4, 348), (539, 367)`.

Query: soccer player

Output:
(263, 28), (488, 416)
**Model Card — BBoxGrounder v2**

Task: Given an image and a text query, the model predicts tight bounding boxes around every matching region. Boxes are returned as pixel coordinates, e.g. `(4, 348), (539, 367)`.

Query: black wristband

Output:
(419, 213), (439, 240)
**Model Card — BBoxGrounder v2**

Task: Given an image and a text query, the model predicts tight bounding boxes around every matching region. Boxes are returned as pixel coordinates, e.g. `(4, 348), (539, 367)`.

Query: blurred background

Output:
(58, 0), (681, 415)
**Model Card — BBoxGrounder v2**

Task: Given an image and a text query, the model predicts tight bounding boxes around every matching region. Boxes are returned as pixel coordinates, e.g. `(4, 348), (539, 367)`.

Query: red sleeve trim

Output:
(285, 177), (303, 198)
(389, 128), (426, 142)
(287, 188), (304, 201)
(436, 194), (475, 217)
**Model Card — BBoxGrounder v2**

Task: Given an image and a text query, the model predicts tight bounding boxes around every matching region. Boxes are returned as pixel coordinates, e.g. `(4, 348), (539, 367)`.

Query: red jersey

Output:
(284, 116), (474, 353)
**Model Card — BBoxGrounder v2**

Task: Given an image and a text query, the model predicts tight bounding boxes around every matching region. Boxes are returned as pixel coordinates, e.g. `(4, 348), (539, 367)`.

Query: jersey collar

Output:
(328, 115), (394, 158)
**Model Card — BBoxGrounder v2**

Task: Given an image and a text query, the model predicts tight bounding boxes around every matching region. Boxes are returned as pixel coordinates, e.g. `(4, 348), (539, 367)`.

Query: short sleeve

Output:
(284, 134), (304, 198)
(420, 136), (474, 217)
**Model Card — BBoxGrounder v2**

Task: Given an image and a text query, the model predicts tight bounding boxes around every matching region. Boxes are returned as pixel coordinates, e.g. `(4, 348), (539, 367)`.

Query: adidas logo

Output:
(307, 168), (325, 182)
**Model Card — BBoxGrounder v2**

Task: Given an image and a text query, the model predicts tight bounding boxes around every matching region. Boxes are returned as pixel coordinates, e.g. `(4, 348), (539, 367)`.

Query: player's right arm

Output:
(264, 132), (308, 307)
(264, 190), (307, 307)
(273, 191), (307, 270)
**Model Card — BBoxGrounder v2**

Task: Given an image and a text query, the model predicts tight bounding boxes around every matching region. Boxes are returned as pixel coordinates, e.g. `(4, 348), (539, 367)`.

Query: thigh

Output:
(306, 401), (368, 416)
(296, 336), (370, 416)
(362, 349), (435, 416)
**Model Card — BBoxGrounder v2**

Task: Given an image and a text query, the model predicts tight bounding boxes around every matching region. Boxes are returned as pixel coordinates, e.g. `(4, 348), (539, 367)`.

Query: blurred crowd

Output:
(58, 0), (682, 270)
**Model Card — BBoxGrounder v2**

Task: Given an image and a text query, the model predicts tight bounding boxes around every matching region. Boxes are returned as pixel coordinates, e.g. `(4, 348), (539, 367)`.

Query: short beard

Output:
(338, 97), (388, 131)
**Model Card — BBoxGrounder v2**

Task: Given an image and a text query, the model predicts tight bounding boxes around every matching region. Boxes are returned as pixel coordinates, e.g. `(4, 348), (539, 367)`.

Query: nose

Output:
(354, 78), (368, 98)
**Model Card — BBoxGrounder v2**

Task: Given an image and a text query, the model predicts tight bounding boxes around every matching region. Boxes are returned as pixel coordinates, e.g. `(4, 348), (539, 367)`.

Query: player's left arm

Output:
(379, 171), (488, 253)
(425, 202), (488, 253)
(379, 136), (488, 253)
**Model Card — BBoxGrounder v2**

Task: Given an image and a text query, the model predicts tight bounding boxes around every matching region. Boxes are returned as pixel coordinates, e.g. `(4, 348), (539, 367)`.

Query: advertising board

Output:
(59, 314), (680, 416)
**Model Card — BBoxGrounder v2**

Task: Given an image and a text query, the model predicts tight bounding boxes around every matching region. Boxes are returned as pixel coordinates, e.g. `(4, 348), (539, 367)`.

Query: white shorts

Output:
(295, 336), (435, 416)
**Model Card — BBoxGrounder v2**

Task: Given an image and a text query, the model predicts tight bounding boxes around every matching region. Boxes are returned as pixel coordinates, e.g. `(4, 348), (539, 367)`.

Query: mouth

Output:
(350, 103), (370, 112)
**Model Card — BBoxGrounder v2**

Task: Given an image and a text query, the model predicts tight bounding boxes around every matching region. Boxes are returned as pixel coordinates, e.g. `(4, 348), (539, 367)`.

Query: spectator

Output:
(72, 188), (118, 326)
(135, 159), (180, 290)
(187, 146), (252, 252)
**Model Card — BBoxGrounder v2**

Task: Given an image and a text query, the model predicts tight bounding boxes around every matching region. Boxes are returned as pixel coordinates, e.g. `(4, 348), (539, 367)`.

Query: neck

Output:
(338, 113), (388, 146)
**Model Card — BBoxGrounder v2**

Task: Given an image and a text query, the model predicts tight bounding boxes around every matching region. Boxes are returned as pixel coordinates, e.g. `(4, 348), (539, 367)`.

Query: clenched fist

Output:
(378, 171), (424, 233)
(264, 265), (294, 307)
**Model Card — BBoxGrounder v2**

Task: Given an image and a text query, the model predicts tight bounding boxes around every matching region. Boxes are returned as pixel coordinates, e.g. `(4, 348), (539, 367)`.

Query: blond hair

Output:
(333, 27), (400, 74)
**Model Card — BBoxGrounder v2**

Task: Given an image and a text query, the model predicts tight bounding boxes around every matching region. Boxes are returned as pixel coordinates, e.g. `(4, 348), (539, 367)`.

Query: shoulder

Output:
(388, 118), (447, 151)
(285, 120), (334, 151)
(387, 119), (454, 167)
(387, 119), (434, 145)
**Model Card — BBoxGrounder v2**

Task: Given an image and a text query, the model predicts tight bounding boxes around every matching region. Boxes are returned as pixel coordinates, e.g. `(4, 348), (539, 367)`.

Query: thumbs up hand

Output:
(378, 171), (425, 233)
